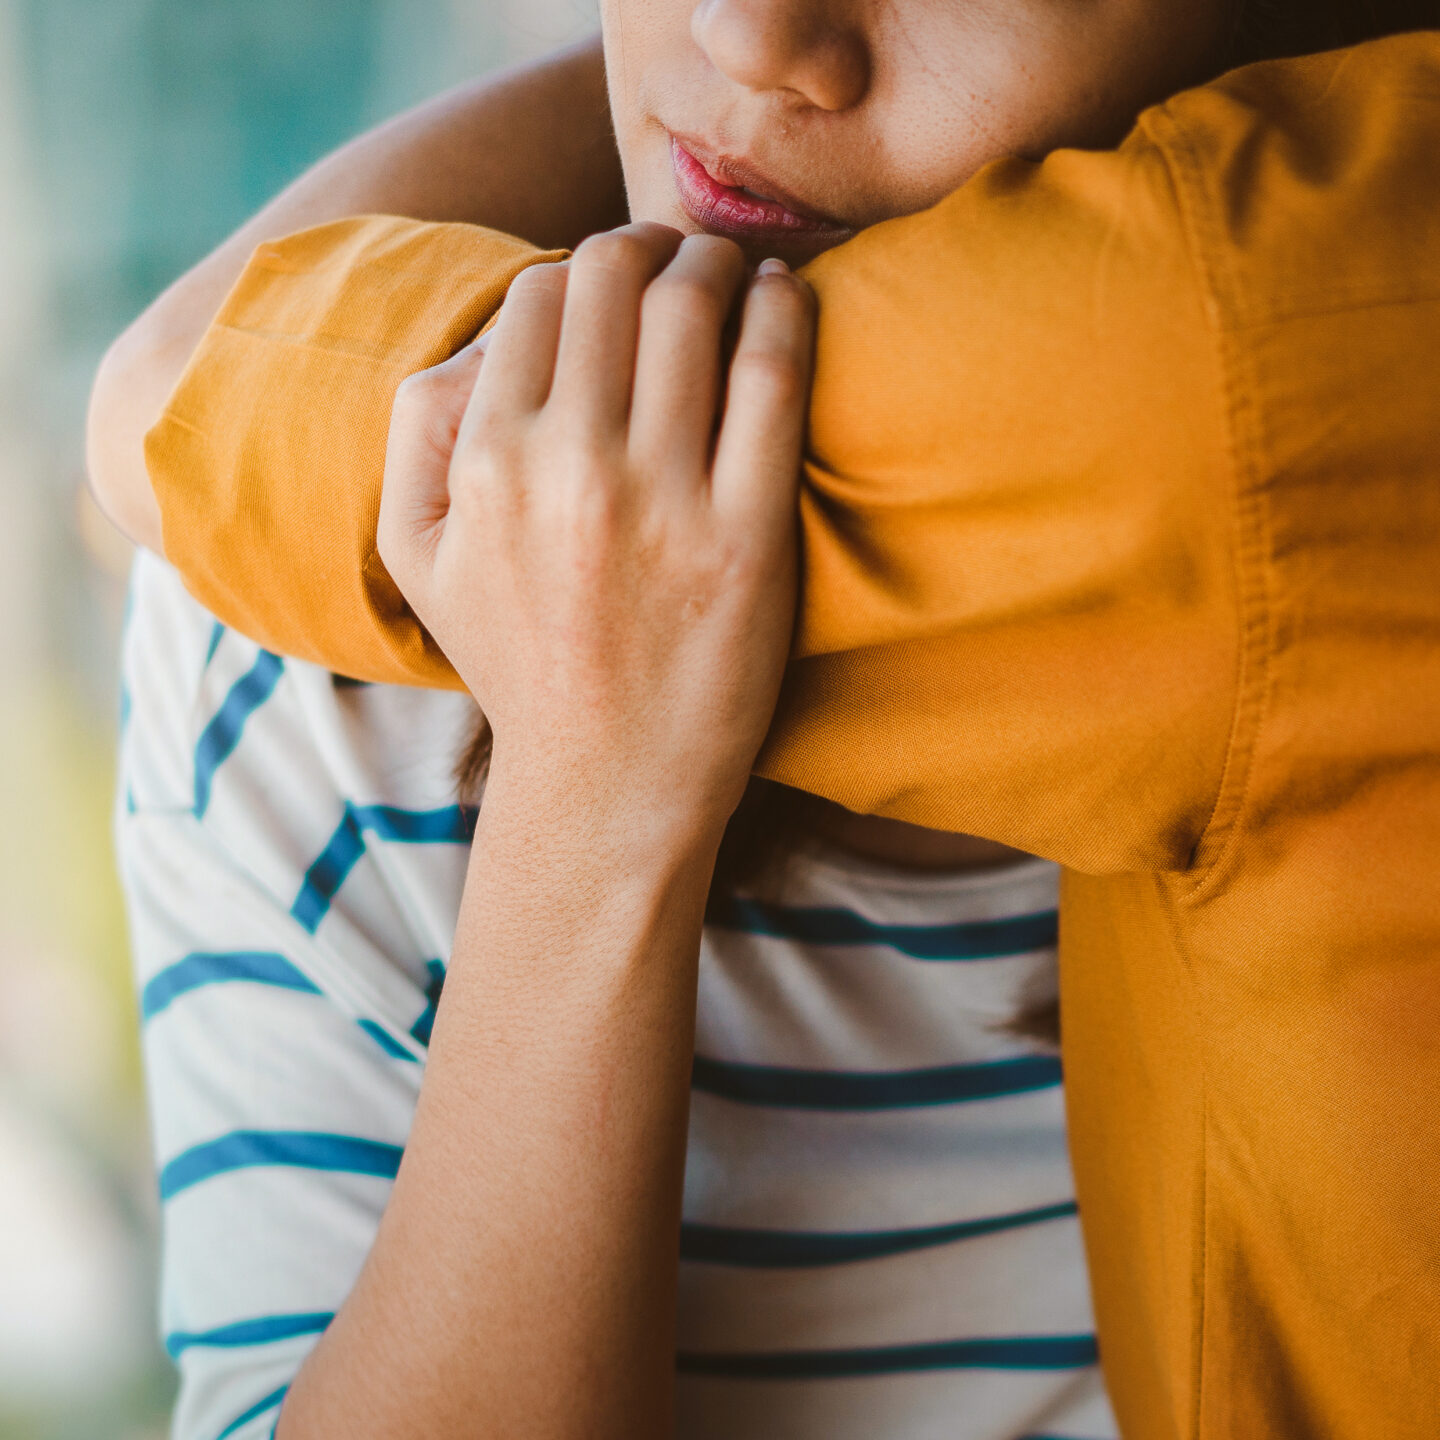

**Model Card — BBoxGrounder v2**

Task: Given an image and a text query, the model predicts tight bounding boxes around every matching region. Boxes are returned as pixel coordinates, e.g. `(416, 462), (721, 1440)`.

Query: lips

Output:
(669, 138), (851, 248)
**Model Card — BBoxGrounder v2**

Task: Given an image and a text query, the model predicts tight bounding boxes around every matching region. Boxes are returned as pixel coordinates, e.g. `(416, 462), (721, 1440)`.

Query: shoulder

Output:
(119, 553), (478, 998)
(1146, 33), (1440, 327)
(121, 551), (474, 814)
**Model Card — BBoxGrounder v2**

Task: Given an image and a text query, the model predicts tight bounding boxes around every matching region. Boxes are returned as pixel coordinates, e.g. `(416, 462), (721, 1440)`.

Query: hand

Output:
(378, 222), (816, 852)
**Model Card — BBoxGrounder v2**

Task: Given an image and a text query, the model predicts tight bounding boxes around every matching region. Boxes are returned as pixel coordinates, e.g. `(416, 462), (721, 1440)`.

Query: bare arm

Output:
(291, 780), (713, 1439)
(86, 35), (622, 552)
(271, 229), (813, 1438)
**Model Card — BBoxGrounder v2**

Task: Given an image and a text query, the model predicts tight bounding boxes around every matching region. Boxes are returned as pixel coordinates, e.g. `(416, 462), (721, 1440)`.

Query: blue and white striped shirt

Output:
(118, 553), (1116, 1440)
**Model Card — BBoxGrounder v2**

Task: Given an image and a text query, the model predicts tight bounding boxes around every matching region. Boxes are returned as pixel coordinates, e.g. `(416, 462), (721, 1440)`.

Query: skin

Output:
(607, 0), (1234, 266)
(86, 2), (1248, 1436)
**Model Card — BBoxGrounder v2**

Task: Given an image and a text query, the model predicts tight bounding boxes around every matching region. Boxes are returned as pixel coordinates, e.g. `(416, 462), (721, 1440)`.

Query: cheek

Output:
(857, 42), (1021, 217)
(855, 3), (1086, 216)
(867, 0), (1229, 209)
(601, 0), (701, 225)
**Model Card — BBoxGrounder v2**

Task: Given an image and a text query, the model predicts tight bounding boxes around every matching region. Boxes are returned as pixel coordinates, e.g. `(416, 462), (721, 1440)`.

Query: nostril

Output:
(691, 0), (870, 112)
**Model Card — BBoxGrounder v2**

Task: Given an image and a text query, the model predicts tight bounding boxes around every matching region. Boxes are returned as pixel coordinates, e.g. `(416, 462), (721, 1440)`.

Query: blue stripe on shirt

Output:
(166, 1311), (333, 1359)
(290, 805), (367, 933)
(676, 1333), (1099, 1378)
(291, 803), (476, 933)
(359, 1019), (418, 1061)
(690, 1052), (1061, 1110)
(159, 1130), (403, 1201)
(141, 951), (318, 1022)
(679, 1199), (1078, 1267)
(706, 894), (1058, 959)
(214, 1383), (288, 1440)
(409, 960), (447, 1046)
(193, 651), (285, 818)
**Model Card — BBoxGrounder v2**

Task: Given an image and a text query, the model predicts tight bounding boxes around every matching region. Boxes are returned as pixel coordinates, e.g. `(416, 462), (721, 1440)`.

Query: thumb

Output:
(377, 340), (488, 593)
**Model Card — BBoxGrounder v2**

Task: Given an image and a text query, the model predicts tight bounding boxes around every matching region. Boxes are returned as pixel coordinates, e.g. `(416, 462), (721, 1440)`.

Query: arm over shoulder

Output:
(147, 34), (1440, 874)
(770, 32), (1440, 870)
(149, 144), (1239, 872)
(761, 124), (1239, 871)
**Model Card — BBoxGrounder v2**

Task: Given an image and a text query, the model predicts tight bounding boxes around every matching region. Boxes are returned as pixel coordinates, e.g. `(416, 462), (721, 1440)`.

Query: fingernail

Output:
(757, 257), (790, 278)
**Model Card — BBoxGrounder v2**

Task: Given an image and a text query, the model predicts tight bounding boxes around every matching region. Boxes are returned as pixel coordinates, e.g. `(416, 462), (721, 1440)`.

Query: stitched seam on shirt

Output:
(1182, 324), (1276, 910)
(249, 234), (567, 286)
(1195, 1070), (1212, 1440)
(1144, 109), (1275, 910)
(1142, 108), (1275, 1440)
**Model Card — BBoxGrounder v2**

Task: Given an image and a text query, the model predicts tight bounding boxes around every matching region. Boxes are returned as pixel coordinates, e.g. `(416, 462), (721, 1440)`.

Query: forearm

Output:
(272, 221), (808, 1439)
(277, 770), (718, 1439)
(87, 35), (621, 551)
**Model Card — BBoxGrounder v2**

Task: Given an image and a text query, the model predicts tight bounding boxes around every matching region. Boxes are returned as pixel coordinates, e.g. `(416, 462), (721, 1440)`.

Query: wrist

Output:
(456, 759), (724, 999)
(477, 749), (733, 891)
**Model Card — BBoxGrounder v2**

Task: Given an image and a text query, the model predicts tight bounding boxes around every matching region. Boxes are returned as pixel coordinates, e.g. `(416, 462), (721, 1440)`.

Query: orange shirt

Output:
(149, 35), (1440, 1440)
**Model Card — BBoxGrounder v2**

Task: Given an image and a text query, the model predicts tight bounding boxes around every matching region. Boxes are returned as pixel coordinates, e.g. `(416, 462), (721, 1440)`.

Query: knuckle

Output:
(679, 232), (744, 269)
(392, 367), (443, 412)
(535, 434), (623, 522)
(508, 261), (565, 301)
(533, 406), (586, 457)
(574, 229), (649, 277)
(570, 477), (624, 536)
(547, 481), (619, 556)
(453, 419), (514, 484)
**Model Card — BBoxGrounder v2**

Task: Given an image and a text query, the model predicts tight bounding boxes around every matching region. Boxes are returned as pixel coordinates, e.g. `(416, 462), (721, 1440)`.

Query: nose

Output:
(691, 0), (870, 112)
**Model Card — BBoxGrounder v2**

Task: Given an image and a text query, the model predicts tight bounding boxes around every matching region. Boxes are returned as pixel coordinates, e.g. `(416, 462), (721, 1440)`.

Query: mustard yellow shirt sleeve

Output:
(147, 129), (1239, 874)
(147, 216), (567, 688)
(759, 125), (1238, 871)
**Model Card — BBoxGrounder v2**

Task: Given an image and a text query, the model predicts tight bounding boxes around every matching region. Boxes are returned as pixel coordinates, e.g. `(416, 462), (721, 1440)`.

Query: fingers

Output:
(711, 261), (816, 525)
(379, 345), (487, 589)
(629, 234), (748, 481)
(547, 222), (684, 429)
(464, 260), (569, 427)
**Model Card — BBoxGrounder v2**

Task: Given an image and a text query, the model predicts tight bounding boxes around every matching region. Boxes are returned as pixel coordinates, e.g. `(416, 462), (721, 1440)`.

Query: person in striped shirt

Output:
(99, 3), (1327, 1438)
(121, 546), (1110, 1439)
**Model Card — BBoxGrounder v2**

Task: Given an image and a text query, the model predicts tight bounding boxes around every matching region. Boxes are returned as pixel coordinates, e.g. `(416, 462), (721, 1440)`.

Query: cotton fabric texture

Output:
(146, 35), (1440, 1440)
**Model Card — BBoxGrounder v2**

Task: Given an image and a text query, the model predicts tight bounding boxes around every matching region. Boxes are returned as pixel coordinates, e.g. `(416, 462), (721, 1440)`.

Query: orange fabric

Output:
(150, 215), (567, 686)
(147, 35), (1440, 1440)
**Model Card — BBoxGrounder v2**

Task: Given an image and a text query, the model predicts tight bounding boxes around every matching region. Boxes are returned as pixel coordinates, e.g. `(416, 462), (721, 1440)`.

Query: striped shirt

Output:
(117, 553), (1117, 1440)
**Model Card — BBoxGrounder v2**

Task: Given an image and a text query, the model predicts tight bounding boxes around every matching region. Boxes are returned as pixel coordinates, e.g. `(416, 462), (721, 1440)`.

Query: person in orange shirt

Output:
(89, 6), (1440, 1440)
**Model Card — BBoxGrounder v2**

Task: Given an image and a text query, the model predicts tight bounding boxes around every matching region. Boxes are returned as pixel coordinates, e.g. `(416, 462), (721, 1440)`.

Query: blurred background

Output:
(0, 2), (594, 1435)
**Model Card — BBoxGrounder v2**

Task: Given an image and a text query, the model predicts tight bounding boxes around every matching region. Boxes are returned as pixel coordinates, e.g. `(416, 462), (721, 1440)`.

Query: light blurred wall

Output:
(0, 2), (593, 1436)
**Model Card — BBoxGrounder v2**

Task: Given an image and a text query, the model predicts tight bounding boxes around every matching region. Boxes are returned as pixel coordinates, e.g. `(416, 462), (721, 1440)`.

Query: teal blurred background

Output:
(0, 3), (592, 1435)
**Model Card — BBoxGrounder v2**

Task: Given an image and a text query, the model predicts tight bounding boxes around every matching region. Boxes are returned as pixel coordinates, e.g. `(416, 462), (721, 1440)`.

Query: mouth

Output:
(669, 137), (853, 250)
